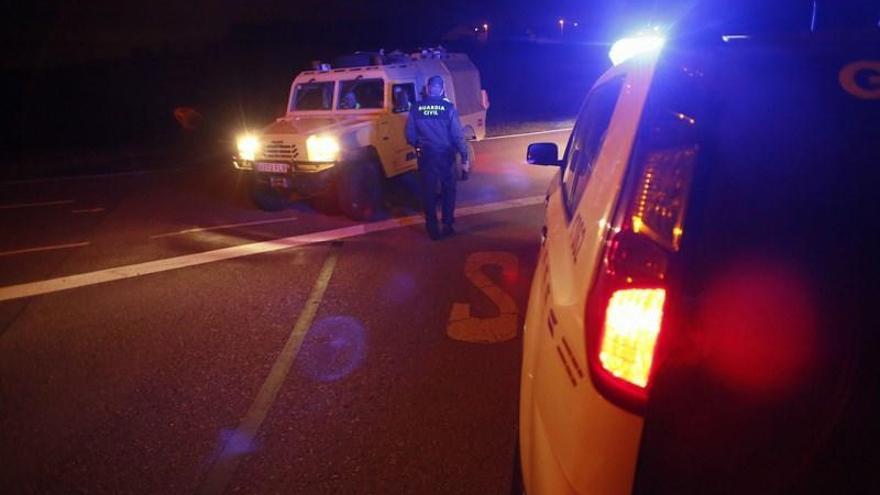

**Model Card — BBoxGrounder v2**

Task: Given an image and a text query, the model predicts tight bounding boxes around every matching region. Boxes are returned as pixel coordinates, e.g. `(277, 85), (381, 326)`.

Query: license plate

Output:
(255, 162), (289, 173)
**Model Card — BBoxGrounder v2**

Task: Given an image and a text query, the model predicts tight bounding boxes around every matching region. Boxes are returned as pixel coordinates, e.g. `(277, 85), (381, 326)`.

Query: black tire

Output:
(336, 158), (383, 221)
(310, 180), (340, 214)
(251, 174), (288, 211)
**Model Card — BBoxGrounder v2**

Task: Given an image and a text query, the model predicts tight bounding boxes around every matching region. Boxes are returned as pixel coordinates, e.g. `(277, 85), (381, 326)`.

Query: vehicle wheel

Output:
(337, 158), (383, 221)
(251, 174), (288, 211)
(311, 181), (340, 214)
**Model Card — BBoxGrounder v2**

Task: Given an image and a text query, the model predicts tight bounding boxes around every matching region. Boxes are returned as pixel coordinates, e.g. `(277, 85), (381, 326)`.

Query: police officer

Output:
(405, 75), (470, 240)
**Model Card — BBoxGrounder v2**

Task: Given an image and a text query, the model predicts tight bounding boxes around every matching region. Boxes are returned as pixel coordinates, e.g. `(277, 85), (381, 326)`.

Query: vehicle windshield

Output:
(291, 82), (334, 111)
(337, 78), (385, 110)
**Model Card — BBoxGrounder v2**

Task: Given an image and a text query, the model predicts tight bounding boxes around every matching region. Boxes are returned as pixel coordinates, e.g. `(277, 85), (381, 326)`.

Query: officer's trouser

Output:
(417, 150), (457, 230)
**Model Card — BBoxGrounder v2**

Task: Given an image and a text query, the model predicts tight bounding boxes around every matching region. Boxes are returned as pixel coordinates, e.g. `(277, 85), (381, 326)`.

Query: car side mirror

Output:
(527, 142), (561, 166)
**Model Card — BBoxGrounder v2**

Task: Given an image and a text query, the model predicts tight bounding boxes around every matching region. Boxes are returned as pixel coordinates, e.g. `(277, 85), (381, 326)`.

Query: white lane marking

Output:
(0, 195), (545, 302)
(0, 242), (90, 258)
(150, 216), (299, 239)
(0, 200), (75, 210)
(483, 128), (573, 141)
(0, 164), (209, 185)
(71, 207), (106, 214)
(197, 248), (339, 495)
(0, 129), (563, 187)
(447, 251), (520, 343)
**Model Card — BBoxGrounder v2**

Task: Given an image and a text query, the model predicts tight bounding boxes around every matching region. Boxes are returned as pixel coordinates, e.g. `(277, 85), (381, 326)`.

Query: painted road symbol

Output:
(447, 251), (520, 343)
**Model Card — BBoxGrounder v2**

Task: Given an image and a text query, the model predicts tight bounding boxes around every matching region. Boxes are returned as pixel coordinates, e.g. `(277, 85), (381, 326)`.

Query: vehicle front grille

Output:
(262, 140), (300, 161)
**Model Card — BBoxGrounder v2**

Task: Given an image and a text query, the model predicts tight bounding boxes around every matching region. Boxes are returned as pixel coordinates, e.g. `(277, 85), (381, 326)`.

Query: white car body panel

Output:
(520, 53), (661, 495)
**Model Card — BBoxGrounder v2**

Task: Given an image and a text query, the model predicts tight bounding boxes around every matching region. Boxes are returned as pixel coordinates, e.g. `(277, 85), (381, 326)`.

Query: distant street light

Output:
(483, 23), (489, 39)
(558, 18), (565, 36)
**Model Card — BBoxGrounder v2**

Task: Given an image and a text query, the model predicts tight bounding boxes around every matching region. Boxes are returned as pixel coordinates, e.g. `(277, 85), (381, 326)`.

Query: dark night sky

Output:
(2, 0), (876, 155)
(4, 1), (877, 68)
(3, 1), (659, 68)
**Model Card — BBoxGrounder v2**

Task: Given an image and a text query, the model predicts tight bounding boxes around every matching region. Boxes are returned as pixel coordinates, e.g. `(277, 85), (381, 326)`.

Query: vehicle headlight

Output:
(306, 135), (340, 162)
(236, 134), (261, 161)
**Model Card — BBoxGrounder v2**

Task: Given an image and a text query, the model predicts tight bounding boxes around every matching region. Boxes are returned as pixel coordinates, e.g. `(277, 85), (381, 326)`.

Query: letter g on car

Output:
(839, 60), (880, 99)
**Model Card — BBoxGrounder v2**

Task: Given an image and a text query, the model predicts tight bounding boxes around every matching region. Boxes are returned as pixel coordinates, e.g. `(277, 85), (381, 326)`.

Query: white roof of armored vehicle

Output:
(290, 49), (484, 117)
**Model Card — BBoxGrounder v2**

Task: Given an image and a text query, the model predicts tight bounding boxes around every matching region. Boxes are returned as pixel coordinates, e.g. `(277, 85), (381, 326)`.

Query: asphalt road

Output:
(0, 129), (569, 495)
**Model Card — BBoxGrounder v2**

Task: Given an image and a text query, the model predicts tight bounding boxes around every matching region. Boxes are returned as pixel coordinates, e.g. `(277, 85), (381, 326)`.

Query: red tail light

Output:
(585, 233), (672, 413)
(585, 110), (698, 414)
(600, 288), (667, 388)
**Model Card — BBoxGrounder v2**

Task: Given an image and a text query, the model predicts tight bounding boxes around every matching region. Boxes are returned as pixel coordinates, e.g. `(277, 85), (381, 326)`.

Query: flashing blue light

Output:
(608, 35), (666, 66)
(721, 34), (750, 42)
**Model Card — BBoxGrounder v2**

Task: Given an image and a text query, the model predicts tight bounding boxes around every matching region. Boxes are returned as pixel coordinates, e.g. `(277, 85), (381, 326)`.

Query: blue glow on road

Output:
(383, 270), (417, 305)
(297, 316), (367, 383)
(215, 428), (260, 459)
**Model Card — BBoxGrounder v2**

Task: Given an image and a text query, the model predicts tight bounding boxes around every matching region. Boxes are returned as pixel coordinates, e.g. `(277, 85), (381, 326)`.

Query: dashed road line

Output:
(1, 130), (567, 186)
(0, 241), (90, 257)
(0, 200), (75, 210)
(150, 216), (299, 239)
(197, 247), (339, 495)
(0, 164), (210, 185)
(0, 195), (544, 302)
(0, 128), (571, 186)
(483, 128), (572, 141)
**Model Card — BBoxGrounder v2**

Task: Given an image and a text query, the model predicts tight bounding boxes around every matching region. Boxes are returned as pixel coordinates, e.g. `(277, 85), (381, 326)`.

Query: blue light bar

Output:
(608, 35), (666, 66)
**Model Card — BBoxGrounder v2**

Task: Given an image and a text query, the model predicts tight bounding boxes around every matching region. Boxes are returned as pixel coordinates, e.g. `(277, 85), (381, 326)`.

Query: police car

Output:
(517, 22), (879, 495)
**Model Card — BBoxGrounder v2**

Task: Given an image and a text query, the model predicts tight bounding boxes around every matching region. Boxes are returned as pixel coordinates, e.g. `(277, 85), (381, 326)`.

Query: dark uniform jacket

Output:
(405, 96), (470, 162)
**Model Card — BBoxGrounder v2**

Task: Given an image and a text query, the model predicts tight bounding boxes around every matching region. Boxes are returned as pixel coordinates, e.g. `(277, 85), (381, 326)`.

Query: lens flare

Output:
(609, 35), (666, 66)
